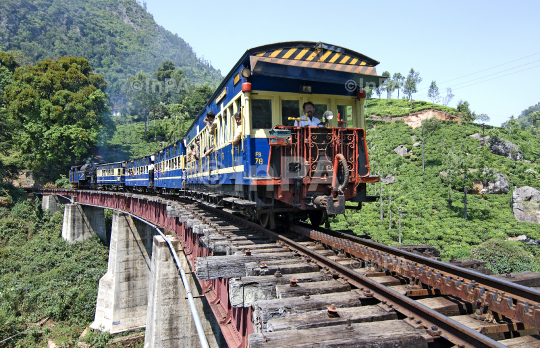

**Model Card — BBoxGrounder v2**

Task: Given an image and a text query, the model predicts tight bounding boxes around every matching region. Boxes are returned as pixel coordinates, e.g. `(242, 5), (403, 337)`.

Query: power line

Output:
(417, 51), (540, 91)
(416, 61), (540, 98)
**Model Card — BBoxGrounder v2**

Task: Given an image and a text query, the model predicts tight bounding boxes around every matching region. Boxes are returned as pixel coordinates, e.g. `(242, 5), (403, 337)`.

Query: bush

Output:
(472, 239), (540, 274)
(54, 175), (72, 189)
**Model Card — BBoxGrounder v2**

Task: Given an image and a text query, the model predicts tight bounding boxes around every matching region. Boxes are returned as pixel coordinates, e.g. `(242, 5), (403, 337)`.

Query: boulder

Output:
(394, 145), (408, 156)
(512, 186), (540, 223)
(381, 175), (396, 184)
(470, 133), (482, 140)
(489, 138), (522, 160)
(483, 173), (510, 194)
(413, 142), (421, 147)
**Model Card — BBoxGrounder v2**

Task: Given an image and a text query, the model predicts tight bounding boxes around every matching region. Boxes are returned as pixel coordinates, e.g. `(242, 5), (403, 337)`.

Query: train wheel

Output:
(259, 213), (276, 229)
(308, 210), (327, 226)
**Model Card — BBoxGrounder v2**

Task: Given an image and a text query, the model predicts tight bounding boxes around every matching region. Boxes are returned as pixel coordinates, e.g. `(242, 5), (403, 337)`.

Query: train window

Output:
(251, 99), (272, 129)
(313, 104), (328, 121)
(281, 100), (300, 126)
(337, 105), (353, 127)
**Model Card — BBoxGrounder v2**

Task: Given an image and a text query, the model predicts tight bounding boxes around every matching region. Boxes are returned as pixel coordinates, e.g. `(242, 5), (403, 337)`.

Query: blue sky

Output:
(145, 0), (539, 126)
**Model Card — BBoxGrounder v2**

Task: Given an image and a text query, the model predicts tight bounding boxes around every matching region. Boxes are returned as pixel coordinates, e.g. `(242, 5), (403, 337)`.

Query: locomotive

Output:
(70, 41), (383, 227)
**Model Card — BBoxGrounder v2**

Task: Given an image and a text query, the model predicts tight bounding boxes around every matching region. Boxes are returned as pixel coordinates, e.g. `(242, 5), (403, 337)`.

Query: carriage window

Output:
(282, 100), (300, 126)
(251, 99), (272, 129)
(337, 105), (353, 127)
(313, 104), (328, 121)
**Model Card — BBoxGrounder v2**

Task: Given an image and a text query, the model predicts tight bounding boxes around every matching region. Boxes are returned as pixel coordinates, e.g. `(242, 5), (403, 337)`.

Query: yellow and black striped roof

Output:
(254, 47), (373, 67)
(248, 41), (379, 67)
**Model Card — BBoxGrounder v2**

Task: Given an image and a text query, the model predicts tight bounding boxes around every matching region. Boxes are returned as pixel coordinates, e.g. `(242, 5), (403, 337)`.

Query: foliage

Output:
(0, 0), (222, 107)
(54, 175), (72, 189)
(81, 329), (111, 348)
(332, 120), (540, 262)
(392, 72), (404, 99)
(403, 68), (422, 107)
(5, 56), (110, 178)
(0, 198), (109, 347)
(472, 239), (540, 274)
(456, 100), (475, 122)
(365, 98), (456, 118)
(427, 80), (440, 107)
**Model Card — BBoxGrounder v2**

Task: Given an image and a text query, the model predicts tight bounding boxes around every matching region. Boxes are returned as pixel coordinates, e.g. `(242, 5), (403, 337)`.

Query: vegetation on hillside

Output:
(331, 118), (540, 273)
(0, 0), (222, 106)
(0, 198), (110, 347)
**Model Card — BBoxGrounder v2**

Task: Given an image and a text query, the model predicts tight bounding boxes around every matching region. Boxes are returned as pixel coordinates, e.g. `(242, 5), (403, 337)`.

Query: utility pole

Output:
(399, 203), (402, 244)
(482, 123), (486, 146)
(388, 195), (392, 229)
(380, 184), (384, 220)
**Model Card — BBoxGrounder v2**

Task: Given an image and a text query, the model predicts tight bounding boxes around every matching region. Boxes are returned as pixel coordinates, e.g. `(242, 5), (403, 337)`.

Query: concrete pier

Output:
(41, 195), (60, 214)
(61, 204), (107, 244)
(144, 235), (222, 348)
(91, 212), (152, 333)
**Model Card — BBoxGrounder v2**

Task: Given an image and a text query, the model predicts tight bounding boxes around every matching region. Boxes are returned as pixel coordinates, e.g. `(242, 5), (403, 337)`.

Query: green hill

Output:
(364, 98), (456, 118)
(0, 0), (222, 105)
(331, 117), (540, 273)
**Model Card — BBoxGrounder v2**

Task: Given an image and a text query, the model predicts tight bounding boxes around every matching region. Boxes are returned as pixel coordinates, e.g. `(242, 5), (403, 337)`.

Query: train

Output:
(70, 41), (383, 227)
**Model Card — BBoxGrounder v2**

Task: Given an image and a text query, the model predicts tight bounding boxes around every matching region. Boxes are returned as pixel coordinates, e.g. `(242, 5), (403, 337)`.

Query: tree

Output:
(5, 56), (110, 178)
(441, 88), (454, 120)
(427, 80), (440, 108)
(382, 71), (396, 106)
(392, 73), (404, 99)
(403, 68), (422, 108)
(475, 113), (490, 123)
(528, 111), (540, 157)
(420, 118), (441, 172)
(155, 60), (176, 82)
(123, 71), (160, 135)
(182, 83), (214, 118)
(457, 100), (475, 122)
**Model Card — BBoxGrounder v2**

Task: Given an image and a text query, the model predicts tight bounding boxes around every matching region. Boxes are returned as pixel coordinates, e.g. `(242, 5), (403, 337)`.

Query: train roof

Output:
(186, 41), (383, 137)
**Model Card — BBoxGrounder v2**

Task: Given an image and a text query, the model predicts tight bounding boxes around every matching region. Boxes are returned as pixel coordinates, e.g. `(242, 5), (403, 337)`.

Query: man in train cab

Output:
(233, 112), (242, 146)
(295, 102), (324, 127)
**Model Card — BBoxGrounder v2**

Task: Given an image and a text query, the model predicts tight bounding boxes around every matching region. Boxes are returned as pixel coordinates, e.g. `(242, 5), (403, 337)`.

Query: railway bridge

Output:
(36, 189), (540, 348)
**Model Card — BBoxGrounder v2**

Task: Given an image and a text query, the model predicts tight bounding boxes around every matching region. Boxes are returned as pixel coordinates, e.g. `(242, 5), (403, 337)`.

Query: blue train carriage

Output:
(96, 161), (126, 190)
(182, 41), (382, 225)
(125, 155), (153, 191)
(69, 163), (97, 188)
(154, 140), (187, 191)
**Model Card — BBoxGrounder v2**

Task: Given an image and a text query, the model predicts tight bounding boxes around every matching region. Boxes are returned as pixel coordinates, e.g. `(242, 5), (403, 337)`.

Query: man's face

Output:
(304, 104), (315, 119)
(235, 117), (241, 126)
(207, 117), (215, 124)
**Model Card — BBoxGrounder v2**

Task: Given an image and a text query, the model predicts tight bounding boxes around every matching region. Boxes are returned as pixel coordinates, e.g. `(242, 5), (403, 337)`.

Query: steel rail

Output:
(36, 189), (537, 347)
(289, 223), (540, 330)
(193, 201), (507, 348)
(296, 222), (540, 301)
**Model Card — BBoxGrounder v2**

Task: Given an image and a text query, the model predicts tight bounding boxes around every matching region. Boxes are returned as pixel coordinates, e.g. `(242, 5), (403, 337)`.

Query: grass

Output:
(365, 98), (456, 118)
(330, 119), (540, 273)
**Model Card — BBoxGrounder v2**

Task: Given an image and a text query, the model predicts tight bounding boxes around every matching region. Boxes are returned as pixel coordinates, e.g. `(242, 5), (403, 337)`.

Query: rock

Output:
(512, 186), (540, 223)
(483, 173), (510, 194)
(413, 142), (421, 147)
(470, 133), (482, 140)
(489, 138), (522, 160)
(394, 145), (408, 156)
(381, 175), (396, 184)
(517, 235), (528, 241)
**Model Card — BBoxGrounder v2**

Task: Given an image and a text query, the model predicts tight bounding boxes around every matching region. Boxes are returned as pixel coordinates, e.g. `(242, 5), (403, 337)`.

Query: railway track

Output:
(174, 194), (540, 348)
(38, 189), (540, 347)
